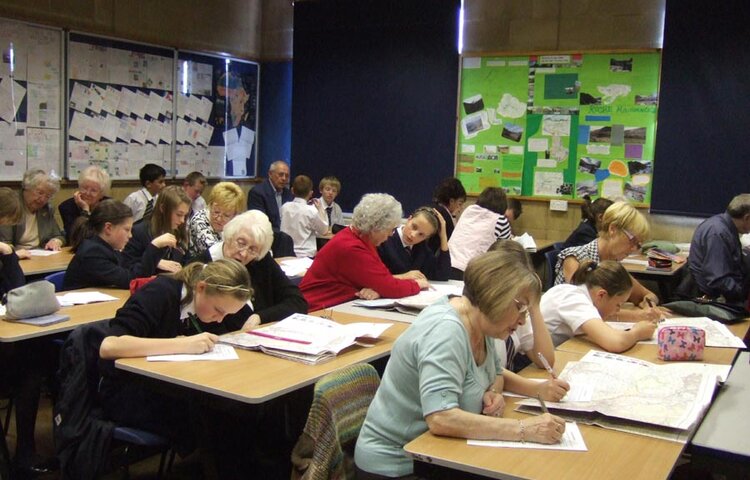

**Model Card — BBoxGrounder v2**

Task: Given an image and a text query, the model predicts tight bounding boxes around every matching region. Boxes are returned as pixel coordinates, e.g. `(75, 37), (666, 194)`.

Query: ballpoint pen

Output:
(645, 297), (665, 323)
(537, 352), (557, 379)
(537, 393), (549, 414)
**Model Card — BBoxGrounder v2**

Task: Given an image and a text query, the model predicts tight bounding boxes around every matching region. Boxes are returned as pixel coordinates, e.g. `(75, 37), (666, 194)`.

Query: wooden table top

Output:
(622, 254), (685, 276)
(116, 311), (408, 404)
(556, 319), (749, 366)
(19, 247), (74, 276)
(404, 350), (684, 480)
(0, 287), (128, 342)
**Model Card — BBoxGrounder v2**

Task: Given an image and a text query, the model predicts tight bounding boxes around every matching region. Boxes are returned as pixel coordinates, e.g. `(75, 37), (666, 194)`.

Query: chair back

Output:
(45, 271), (66, 292)
(291, 363), (380, 480)
(544, 248), (561, 290)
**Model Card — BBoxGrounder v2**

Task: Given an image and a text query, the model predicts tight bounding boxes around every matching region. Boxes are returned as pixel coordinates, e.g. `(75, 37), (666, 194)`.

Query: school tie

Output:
(143, 198), (154, 222)
(325, 206), (333, 226)
(505, 336), (516, 371)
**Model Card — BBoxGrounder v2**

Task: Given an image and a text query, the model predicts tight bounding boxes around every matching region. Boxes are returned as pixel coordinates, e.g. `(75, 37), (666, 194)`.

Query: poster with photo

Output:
(457, 52), (660, 205)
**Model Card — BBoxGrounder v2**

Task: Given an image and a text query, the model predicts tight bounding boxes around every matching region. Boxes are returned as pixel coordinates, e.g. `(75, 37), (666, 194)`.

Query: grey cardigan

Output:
(0, 192), (64, 248)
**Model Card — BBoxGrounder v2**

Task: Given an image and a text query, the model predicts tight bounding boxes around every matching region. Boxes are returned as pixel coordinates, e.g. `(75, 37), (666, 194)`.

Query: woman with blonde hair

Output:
(123, 185), (190, 273)
(59, 165), (111, 242)
(355, 250), (568, 478)
(188, 181), (245, 257)
(554, 201), (661, 321)
(98, 259), (252, 448)
(301, 193), (429, 311)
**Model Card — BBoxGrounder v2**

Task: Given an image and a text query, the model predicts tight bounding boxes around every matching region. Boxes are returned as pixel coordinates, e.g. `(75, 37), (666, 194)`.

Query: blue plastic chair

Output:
(44, 271), (66, 292)
(544, 249), (561, 291)
(553, 242), (565, 251)
(112, 427), (175, 478)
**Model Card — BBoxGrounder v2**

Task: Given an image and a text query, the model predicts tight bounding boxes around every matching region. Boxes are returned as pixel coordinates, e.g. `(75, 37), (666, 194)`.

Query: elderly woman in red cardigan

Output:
(300, 193), (430, 312)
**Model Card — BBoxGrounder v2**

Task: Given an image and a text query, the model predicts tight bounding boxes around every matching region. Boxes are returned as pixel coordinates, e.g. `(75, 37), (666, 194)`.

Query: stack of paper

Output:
(219, 313), (392, 365)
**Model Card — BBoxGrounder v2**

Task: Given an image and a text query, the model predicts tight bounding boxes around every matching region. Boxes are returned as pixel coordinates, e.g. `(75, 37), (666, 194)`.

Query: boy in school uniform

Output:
(280, 175), (329, 258)
(318, 176), (345, 234)
(182, 171), (207, 219)
(123, 163), (166, 223)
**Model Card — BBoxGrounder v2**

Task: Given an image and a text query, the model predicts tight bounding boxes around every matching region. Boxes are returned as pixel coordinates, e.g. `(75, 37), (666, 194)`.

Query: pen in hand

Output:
(537, 393), (549, 414)
(537, 352), (557, 379)
(645, 298), (665, 323)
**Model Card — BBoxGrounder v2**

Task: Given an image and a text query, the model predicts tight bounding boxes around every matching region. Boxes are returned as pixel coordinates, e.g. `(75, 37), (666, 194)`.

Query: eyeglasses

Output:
(210, 208), (236, 222)
(513, 299), (529, 316)
(30, 188), (54, 200)
(622, 229), (642, 250)
(233, 239), (261, 256)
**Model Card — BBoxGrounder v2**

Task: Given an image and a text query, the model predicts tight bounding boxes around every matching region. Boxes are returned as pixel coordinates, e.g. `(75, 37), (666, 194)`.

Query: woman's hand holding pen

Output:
(151, 233), (177, 249)
(632, 320), (658, 340)
(523, 414), (566, 444)
(537, 379), (570, 402)
(182, 332), (219, 354)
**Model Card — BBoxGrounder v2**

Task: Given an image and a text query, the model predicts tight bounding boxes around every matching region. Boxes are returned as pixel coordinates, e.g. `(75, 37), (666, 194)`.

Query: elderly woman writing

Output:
(300, 193), (430, 312)
(58, 165), (111, 243)
(0, 169), (64, 257)
(188, 181), (245, 257)
(192, 210), (307, 329)
(354, 250), (568, 479)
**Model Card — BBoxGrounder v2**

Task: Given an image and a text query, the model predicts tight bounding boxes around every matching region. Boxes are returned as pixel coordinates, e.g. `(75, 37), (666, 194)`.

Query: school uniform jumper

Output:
(377, 227), (451, 281)
(122, 221), (185, 273)
(63, 235), (161, 290)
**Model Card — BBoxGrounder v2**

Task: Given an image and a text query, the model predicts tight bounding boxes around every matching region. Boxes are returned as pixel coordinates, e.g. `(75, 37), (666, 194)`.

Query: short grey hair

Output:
(22, 169), (60, 194)
(727, 194), (750, 218)
(351, 193), (403, 234)
(222, 210), (274, 259)
(78, 166), (111, 195)
(269, 160), (289, 173)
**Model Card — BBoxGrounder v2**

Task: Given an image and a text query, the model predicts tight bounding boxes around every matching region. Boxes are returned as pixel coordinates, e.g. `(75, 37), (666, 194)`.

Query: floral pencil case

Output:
(658, 326), (705, 361)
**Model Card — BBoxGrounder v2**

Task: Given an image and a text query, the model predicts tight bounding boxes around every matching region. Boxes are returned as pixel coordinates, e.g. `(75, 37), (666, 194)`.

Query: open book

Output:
(352, 290), (449, 315)
(512, 233), (537, 252)
(219, 313), (393, 365)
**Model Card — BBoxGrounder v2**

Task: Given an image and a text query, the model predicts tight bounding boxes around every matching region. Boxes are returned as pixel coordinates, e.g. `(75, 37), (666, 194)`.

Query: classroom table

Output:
(19, 247), (74, 276)
(0, 287), (129, 342)
(404, 350), (685, 480)
(115, 311), (408, 404)
(555, 319), (749, 366)
(690, 351), (750, 479)
(622, 254), (686, 300)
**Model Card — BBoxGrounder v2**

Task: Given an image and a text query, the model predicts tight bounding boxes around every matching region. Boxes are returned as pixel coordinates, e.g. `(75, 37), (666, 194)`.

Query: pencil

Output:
(537, 394), (549, 414)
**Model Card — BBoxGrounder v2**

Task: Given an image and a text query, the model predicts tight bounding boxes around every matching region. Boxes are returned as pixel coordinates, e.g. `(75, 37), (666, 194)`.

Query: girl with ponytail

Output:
(97, 259), (252, 448)
(541, 260), (657, 352)
(63, 199), (176, 290)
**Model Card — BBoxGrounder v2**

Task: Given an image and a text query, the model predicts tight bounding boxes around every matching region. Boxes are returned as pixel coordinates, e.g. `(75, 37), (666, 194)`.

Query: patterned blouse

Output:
(188, 209), (221, 257)
(553, 238), (600, 286)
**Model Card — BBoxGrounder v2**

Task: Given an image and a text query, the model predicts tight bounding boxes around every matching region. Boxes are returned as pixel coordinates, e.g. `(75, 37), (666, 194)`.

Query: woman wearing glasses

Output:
(355, 250), (569, 479)
(58, 165), (111, 243)
(191, 210), (307, 329)
(188, 181), (245, 257)
(554, 201), (662, 322)
(0, 169), (64, 257)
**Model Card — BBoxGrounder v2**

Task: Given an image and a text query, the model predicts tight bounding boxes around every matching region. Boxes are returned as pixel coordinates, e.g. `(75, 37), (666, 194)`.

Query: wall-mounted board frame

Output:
(0, 18), (63, 180)
(175, 51), (258, 178)
(457, 52), (660, 205)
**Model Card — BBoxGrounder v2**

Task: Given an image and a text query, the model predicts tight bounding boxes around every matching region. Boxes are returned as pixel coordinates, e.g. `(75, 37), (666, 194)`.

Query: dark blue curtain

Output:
(291, 0), (460, 213)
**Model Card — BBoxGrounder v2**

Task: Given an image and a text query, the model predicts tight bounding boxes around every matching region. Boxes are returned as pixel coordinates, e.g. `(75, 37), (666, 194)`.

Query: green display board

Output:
(457, 52), (660, 205)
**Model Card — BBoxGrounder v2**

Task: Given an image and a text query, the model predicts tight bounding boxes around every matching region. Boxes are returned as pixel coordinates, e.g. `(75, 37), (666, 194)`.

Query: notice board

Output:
(457, 52), (660, 205)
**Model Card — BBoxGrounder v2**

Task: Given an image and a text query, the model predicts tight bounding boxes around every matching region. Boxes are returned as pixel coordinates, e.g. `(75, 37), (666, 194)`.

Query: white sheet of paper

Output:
(131, 90), (149, 119)
(468, 422), (586, 451)
(57, 291), (118, 306)
(27, 249), (60, 257)
(147, 344), (239, 362)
